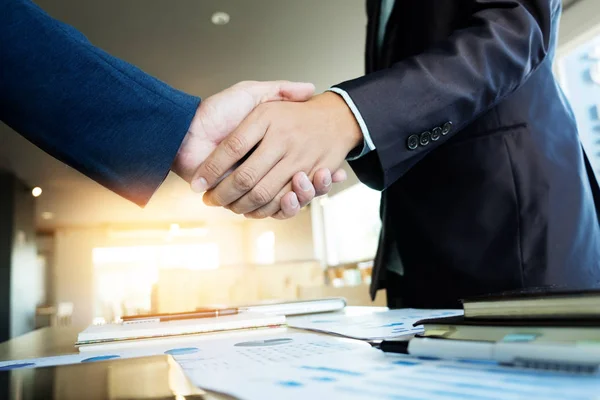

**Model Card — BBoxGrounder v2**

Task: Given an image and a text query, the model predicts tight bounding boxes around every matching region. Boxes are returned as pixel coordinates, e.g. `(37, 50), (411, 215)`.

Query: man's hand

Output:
(171, 80), (316, 183)
(278, 168), (348, 219)
(192, 92), (362, 219)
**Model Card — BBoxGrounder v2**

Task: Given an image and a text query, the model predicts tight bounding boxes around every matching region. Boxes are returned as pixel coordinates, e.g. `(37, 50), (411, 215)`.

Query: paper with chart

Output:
(0, 331), (370, 372)
(287, 308), (464, 340)
(189, 349), (600, 400)
(2, 329), (599, 400)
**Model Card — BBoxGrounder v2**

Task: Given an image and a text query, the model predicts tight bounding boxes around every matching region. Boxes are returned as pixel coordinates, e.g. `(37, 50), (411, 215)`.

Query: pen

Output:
(380, 337), (600, 371)
(121, 308), (239, 324)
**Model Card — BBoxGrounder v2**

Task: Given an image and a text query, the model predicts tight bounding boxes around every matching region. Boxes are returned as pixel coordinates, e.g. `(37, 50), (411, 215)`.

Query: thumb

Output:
(236, 80), (315, 106)
(276, 81), (316, 101)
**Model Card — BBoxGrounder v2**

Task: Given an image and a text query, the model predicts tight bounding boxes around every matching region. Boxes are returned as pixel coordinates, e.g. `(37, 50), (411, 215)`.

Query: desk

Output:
(0, 325), (82, 362)
(0, 306), (387, 363)
(2, 307), (598, 400)
(0, 307), (385, 399)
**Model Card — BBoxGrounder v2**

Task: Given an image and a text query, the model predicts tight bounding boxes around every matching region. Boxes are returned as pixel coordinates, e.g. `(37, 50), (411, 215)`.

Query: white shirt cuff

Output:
(328, 87), (376, 160)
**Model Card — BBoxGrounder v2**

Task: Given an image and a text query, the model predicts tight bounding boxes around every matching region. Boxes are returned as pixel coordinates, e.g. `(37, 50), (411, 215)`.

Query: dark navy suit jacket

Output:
(335, 0), (600, 307)
(0, 0), (200, 206)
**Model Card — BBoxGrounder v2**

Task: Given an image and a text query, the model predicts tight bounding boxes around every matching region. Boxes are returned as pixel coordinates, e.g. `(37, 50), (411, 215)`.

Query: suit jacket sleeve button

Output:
(442, 121), (453, 135)
(419, 131), (431, 146)
(407, 134), (419, 150)
(431, 127), (442, 141)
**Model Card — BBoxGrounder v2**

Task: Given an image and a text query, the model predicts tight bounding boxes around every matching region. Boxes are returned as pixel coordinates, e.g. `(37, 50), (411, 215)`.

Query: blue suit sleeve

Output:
(0, 0), (201, 206)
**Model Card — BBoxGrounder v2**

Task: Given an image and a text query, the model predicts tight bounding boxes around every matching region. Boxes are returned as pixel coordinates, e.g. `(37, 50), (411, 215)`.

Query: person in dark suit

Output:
(197, 0), (600, 307)
(0, 0), (341, 215)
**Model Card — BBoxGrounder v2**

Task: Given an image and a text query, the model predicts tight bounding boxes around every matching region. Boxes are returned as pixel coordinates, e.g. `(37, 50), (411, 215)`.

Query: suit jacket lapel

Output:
(365, 0), (381, 73)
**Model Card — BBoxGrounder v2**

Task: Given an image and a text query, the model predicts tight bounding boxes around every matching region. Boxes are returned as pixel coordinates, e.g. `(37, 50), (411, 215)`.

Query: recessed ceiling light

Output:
(41, 212), (54, 220)
(32, 187), (42, 197)
(211, 11), (230, 25)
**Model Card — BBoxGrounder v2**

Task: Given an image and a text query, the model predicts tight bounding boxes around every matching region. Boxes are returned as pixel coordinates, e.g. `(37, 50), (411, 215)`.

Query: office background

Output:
(0, 0), (599, 342)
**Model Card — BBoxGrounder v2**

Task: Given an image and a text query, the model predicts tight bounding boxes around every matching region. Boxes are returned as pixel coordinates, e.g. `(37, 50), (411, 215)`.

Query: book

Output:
(460, 287), (600, 319)
(415, 314), (600, 344)
(76, 312), (285, 346)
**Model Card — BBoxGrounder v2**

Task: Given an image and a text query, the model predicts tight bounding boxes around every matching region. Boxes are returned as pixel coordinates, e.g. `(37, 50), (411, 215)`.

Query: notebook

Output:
(76, 312), (285, 346)
(414, 314), (600, 343)
(460, 287), (600, 319)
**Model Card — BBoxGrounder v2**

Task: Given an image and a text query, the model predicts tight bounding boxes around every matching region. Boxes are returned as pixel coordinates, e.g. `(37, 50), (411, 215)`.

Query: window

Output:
(320, 184), (381, 266)
(92, 243), (219, 322)
(556, 31), (600, 177)
(254, 231), (275, 264)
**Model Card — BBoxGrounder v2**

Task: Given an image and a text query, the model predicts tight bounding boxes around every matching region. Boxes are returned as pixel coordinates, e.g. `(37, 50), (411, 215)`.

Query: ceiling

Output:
(0, 0), (585, 230)
(0, 0), (366, 230)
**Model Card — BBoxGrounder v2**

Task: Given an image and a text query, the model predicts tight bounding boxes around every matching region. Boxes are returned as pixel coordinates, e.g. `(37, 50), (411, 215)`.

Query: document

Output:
(189, 349), (600, 400)
(0, 331), (369, 372)
(287, 308), (464, 340)
(2, 329), (599, 399)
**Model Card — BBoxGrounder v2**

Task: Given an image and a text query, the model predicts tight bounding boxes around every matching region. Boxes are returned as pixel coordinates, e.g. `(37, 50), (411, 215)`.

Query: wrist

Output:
(171, 105), (211, 183)
(311, 92), (363, 154)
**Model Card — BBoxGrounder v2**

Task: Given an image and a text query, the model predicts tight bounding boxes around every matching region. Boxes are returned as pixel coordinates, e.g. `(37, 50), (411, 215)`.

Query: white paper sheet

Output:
(287, 308), (464, 340)
(0, 331), (369, 372)
(189, 349), (600, 400)
(2, 329), (599, 399)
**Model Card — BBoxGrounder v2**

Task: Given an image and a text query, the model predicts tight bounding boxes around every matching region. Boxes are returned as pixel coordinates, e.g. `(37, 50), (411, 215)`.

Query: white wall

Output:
(558, 0), (600, 54)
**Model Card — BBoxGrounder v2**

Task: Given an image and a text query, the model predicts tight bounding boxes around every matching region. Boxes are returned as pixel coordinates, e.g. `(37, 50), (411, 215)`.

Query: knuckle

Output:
(232, 167), (257, 192)
(248, 186), (272, 206)
(203, 160), (222, 179)
(224, 135), (247, 158)
(209, 193), (225, 207)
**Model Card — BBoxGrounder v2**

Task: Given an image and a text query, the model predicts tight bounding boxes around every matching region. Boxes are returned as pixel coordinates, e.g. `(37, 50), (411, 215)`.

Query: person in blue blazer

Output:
(0, 0), (342, 215)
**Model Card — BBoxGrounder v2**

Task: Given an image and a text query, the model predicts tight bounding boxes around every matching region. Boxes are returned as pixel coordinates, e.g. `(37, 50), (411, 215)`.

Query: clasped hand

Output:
(172, 81), (362, 220)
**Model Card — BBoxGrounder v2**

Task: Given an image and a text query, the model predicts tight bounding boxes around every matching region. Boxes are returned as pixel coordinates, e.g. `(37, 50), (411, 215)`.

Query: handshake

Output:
(171, 80), (364, 220)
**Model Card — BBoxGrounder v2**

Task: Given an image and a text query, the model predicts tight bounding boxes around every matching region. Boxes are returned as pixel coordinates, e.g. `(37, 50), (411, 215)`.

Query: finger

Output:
(272, 209), (293, 220)
(274, 166), (346, 217)
(236, 81), (315, 104)
(332, 168), (347, 183)
(277, 192), (301, 219)
(203, 139), (284, 207)
(191, 114), (267, 193)
(313, 168), (333, 196)
(245, 183), (292, 220)
(272, 187), (300, 220)
(291, 172), (316, 207)
(226, 158), (298, 214)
